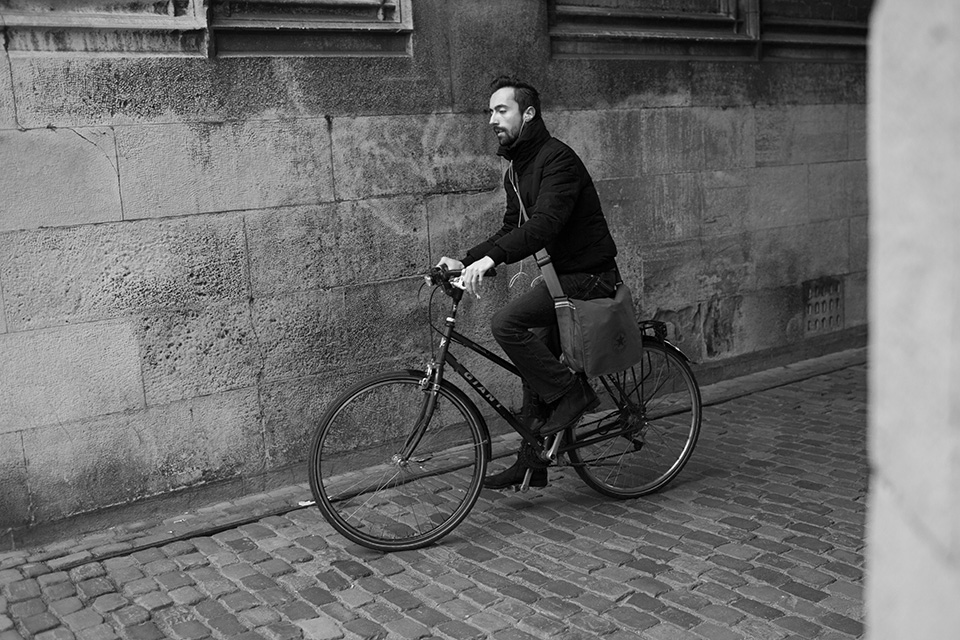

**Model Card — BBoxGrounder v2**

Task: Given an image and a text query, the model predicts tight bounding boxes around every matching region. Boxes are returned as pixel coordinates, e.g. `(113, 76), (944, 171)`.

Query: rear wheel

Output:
(568, 339), (701, 498)
(308, 370), (488, 551)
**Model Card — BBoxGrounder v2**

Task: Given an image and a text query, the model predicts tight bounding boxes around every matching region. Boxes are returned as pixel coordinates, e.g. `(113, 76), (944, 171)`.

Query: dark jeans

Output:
(491, 270), (618, 405)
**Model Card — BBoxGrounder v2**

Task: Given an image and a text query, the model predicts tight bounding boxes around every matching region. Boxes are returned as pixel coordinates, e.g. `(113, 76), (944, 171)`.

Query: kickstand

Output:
(518, 468), (533, 492)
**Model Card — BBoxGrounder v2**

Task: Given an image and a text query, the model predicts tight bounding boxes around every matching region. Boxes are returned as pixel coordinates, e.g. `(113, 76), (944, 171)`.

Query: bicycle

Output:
(307, 266), (702, 552)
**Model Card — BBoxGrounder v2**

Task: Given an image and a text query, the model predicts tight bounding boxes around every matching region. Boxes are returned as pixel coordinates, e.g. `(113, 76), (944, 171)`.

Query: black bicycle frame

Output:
(421, 284), (664, 458)
(425, 290), (544, 450)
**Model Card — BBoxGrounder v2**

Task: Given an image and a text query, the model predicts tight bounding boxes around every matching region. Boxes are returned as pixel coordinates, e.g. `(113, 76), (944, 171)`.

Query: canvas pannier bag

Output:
(554, 282), (643, 377)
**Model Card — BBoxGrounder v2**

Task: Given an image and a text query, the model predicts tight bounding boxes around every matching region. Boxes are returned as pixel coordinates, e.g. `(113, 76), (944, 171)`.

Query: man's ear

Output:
(523, 107), (536, 122)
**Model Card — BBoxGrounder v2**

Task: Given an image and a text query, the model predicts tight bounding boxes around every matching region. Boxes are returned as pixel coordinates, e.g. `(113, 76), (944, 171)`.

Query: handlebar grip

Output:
(427, 265), (497, 284)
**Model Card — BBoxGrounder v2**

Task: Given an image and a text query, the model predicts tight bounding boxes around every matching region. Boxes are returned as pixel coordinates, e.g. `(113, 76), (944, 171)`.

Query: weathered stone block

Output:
(331, 114), (500, 201)
(735, 287), (806, 355)
(844, 271), (867, 328)
(547, 109), (643, 180)
(699, 233), (756, 300)
(247, 197), (430, 297)
(698, 295), (746, 360)
(753, 220), (850, 289)
(552, 60), (692, 111)
(10, 51), (450, 128)
(245, 203), (339, 295)
(0, 127), (122, 232)
(701, 170), (750, 237)
(756, 105), (850, 166)
(426, 189), (506, 266)
(746, 165), (810, 231)
(447, 0), (550, 113)
(138, 302), (260, 406)
(0, 58), (15, 130)
(648, 172), (704, 243)
(605, 173), (704, 247)
(702, 107), (757, 171)
(343, 279), (432, 365)
(0, 320), (144, 434)
(0, 432), (30, 530)
(252, 289), (349, 382)
(0, 215), (247, 331)
(639, 238), (702, 315)
(642, 108), (707, 175)
(640, 107), (755, 176)
(847, 104), (866, 161)
(22, 389), (263, 523)
(261, 375), (355, 470)
(849, 215), (868, 274)
(602, 173), (703, 247)
(596, 177), (655, 251)
(809, 160), (868, 220)
(116, 119), (333, 219)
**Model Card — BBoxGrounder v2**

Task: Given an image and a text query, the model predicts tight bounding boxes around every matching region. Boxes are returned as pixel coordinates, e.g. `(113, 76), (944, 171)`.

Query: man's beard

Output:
(495, 123), (522, 146)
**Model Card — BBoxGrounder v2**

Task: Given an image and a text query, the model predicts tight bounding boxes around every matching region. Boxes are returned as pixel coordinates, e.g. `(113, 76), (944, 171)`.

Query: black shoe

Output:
(483, 443), (549, 489)
(483, 457), (548, 490)
(538, 377), (600, 436)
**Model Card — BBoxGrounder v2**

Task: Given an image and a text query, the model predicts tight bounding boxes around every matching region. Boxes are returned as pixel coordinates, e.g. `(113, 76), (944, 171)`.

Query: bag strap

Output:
(507, 163), (567, 301)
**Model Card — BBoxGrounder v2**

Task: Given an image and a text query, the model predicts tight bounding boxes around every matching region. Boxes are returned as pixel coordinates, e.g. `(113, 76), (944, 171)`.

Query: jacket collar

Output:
(496, 118), (551, 166)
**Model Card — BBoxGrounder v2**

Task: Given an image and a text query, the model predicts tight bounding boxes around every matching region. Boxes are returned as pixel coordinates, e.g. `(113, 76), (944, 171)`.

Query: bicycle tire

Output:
(308, 370), (489, 551)
(568, 338), (702, 499)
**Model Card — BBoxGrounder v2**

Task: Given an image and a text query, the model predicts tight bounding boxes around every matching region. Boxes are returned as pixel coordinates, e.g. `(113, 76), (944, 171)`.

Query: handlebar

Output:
(425, 264), (497, 287)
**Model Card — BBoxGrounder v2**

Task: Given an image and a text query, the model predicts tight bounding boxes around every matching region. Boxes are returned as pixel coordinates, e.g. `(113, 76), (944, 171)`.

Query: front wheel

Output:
(568, 339), (702, 498)
(308, 370), (489, 551)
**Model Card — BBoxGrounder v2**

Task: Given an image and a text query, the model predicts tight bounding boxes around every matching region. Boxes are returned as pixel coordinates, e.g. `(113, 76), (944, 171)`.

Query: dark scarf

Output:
(496, 118), (551, 168)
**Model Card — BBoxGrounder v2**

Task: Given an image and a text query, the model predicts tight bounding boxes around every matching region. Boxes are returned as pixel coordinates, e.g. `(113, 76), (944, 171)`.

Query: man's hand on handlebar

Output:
(460, 257), (496, 297)
(435, 256), (495, 298)
(436, 257), (464, 273)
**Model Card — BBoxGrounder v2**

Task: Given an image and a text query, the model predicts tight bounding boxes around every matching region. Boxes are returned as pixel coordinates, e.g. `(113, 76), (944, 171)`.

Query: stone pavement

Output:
(0, 348), (867, 640)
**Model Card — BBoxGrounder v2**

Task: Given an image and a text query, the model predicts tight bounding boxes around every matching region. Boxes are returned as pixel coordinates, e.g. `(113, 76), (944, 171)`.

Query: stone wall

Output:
(0, 0), (869, 544)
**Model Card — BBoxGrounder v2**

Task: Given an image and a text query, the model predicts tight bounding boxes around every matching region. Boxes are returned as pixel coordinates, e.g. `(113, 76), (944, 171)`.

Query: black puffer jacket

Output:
(464, 118), (618, 275)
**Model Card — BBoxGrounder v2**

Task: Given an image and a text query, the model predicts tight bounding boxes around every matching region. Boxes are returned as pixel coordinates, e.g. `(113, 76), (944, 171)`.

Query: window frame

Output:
(0, 0), (414, 57)
(547, 0), (867, 62)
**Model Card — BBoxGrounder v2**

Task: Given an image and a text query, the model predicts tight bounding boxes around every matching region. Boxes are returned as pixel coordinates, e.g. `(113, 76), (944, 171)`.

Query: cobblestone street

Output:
(1, 349), (867, 640)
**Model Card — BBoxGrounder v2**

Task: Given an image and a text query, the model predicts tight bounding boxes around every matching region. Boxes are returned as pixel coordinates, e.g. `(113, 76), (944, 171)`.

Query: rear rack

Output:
(638, 320), (668, 341)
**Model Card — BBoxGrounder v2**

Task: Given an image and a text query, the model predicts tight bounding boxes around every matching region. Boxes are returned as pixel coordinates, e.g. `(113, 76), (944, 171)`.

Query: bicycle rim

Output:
(568, 340), (701, 498)
(308, 371), (487, 551)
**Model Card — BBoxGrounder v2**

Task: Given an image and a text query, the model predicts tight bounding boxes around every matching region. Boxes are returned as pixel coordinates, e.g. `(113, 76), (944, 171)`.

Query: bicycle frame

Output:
(413, 273), (693, 473)
(420, 286), (544, 452)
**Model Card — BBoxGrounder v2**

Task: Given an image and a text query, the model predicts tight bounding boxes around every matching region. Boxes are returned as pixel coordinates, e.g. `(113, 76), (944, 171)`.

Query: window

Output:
(548, 0), (868, 62)
(0, 0), (413, 56)
(210, 0), (413, 57)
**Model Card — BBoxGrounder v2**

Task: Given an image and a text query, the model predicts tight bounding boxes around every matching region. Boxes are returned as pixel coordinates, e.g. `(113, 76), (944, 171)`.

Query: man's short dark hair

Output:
(490, 76), (542, 120)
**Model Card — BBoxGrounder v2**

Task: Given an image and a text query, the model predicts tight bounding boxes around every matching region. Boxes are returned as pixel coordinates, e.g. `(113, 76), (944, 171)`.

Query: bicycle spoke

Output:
(569, 340), (701, 498)
(309, 372), (487, 551)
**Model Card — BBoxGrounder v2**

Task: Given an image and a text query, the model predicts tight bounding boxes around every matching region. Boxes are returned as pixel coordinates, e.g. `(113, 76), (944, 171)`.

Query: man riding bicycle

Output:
(437, 76), (620, 490)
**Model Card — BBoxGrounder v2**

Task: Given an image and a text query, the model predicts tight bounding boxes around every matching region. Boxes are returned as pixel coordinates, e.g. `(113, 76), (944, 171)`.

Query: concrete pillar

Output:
(868, 1), (960, 638)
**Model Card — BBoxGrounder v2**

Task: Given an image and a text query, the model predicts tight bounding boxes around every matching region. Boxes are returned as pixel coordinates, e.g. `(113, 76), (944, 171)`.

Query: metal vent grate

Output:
(804, 277), (844, 335)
